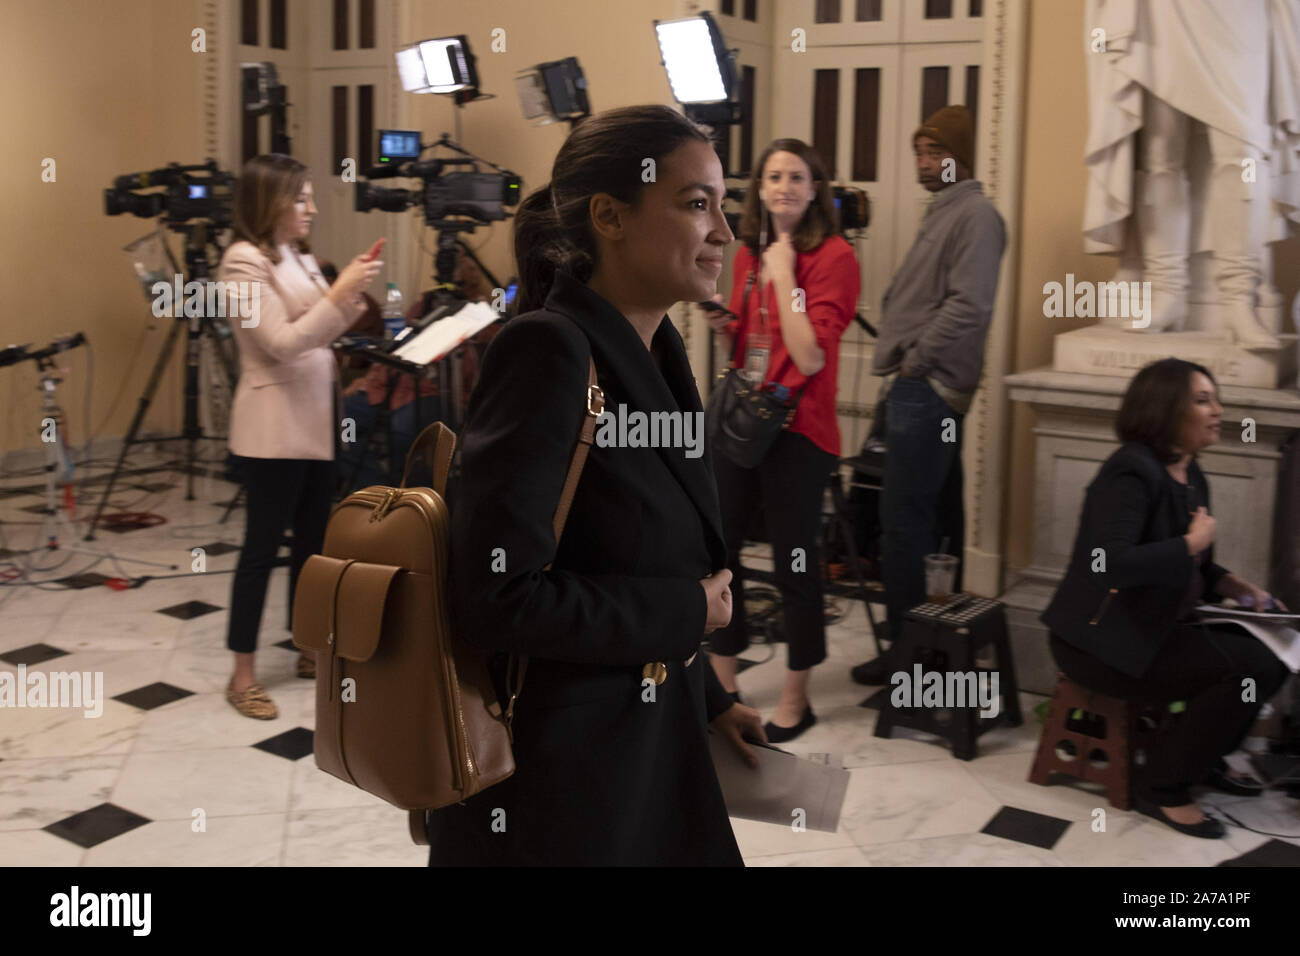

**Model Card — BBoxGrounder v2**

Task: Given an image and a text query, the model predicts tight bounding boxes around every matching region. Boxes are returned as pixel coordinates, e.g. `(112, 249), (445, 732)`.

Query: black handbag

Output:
(705, 269), (805, 469)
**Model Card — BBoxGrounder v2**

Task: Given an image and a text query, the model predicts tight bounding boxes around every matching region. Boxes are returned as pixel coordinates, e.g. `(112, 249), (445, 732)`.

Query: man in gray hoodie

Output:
(854, 105), (1006, 685)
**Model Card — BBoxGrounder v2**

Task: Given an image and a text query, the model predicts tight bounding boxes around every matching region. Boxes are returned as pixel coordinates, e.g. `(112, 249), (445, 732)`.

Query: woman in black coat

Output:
(1042, 358), (1289, 838)
(425, 105), (765, 866)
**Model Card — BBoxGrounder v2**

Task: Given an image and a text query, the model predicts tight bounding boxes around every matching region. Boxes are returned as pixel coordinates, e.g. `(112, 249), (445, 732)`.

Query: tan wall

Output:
(0, 0), (210, 459)
(406, 0), (691, 293)
(1003, 0), (1106, 570)
(0, 0), (694, 459)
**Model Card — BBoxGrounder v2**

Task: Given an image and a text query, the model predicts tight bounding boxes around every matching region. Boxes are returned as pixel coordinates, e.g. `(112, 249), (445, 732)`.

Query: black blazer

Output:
(427, 271), (742, 866)
(1041, 442), (1230, 678)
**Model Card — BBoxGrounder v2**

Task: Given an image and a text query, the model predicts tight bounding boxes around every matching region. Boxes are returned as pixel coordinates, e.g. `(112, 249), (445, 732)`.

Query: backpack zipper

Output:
(1089, 588), (1118, 626)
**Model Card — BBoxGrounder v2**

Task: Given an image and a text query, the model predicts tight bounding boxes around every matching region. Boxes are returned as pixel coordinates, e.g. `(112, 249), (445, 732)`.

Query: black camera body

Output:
(104, 161), (234, 229)
(355, 150), (520, 224)
(833, 185), (870, 233)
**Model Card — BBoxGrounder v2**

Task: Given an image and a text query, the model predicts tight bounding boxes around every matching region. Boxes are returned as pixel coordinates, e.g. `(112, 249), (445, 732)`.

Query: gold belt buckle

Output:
(642, 662), (667, 686)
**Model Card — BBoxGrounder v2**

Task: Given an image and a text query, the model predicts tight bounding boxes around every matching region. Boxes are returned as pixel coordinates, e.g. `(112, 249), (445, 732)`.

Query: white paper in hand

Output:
(707, 731), (849, 832)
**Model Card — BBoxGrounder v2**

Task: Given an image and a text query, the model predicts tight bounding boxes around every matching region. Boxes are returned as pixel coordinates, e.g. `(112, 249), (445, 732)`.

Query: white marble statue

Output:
(1083, 0), (1300, 351)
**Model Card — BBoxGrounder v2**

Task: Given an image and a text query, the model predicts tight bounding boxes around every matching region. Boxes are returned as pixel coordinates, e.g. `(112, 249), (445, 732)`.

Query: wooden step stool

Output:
(1027, 674), (1140, 810)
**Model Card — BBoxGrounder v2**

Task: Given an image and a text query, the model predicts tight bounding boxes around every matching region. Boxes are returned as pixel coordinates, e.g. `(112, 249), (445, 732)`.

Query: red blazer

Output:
(724, 235), (859, 456)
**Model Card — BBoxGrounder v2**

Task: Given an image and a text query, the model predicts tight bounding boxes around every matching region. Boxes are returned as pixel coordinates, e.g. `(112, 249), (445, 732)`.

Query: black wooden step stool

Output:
(872, 596), (1022, 760)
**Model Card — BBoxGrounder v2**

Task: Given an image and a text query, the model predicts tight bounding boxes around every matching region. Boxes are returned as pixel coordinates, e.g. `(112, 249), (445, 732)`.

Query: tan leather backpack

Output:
(292, 359), (602, 844)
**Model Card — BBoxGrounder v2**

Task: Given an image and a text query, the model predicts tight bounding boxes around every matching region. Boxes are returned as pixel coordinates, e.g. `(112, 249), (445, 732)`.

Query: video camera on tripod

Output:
(104, 159), (235, 231)
(355, 134), (521, 224)
(355, 132), (520, 314)
(88, 159), (239, 539)
(348, 133), (521, 434)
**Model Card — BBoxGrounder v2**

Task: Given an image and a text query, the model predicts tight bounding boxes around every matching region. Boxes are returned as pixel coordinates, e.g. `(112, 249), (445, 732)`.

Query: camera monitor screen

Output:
(378, 129), (422, 163)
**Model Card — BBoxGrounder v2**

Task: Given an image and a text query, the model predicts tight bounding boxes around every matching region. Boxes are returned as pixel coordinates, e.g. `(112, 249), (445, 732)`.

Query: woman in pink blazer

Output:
(218, 153), (382, 719)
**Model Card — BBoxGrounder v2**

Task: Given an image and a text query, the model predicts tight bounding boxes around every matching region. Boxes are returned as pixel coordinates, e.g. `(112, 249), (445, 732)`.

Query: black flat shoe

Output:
(1135, 800), (1226, 839)
(851, 658), (891, 686)
(764, 706), (816, 744)
(1204, 767), (1264, 797)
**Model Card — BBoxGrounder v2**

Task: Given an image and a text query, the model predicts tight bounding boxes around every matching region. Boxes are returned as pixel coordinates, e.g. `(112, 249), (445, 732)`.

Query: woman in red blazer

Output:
(706, 139), (860, 742)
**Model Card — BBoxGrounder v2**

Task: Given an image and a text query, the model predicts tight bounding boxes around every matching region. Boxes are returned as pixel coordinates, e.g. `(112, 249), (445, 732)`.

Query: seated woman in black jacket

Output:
(1042, 358), (1289, 839)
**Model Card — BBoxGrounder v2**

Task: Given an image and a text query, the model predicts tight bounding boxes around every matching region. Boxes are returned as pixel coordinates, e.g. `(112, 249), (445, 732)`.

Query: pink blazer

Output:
(218, 240), (364, 460)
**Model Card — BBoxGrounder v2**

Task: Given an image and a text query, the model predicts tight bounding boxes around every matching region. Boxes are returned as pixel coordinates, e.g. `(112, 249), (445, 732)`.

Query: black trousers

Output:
(710, 431), (836, 671)
(226, 456), (335, 654)
(1049, 626), (1288, 805)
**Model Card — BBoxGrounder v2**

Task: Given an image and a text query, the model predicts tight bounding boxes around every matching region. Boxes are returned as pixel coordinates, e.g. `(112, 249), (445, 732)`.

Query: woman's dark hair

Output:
(231, 153), (312, 265)
(1115, 357), (1217, 462)
(736, 139), (836, 255)
(512, 105), (712, 314)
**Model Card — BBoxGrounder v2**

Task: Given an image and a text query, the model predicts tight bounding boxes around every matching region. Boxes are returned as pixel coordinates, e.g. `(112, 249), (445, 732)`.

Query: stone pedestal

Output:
(1053, 326), (1298, 389)
(1000, 367), (1300, 694)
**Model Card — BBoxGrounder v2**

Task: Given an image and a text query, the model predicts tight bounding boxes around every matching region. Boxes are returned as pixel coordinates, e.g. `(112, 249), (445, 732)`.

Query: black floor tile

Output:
(55, 572), (112, 590)
(112, 682), (195, 711)
(253, 727), (314, 761)
(273, 638), (297, 651)
(1, 643), (70, 666)
(156, 600), (222, 620)
(43, 803), (151, 848)
(981, 805), (1072, 850)
(197, 541), (240, 557)
(1218, 839), (1300, 867)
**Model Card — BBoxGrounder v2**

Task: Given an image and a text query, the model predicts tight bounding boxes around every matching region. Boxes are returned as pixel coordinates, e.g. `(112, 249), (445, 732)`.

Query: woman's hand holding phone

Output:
(328, 239), (385, 309)
(703, 295), (737, 334)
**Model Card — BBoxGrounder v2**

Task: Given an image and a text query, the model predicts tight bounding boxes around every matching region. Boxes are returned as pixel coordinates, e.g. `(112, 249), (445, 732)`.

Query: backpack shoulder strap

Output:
(550, 357), (602, 542)
(505, 356), (602, 727)
(400, 421), (456, 494)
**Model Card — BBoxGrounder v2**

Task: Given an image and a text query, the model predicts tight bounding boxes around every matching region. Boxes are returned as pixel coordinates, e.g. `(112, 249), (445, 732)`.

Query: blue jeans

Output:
(878, 376), (965, 641)
(338, 393), (441, 491)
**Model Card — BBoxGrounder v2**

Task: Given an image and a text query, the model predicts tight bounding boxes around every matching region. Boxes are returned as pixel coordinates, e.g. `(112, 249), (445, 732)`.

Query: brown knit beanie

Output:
(914, 105), (974, 174)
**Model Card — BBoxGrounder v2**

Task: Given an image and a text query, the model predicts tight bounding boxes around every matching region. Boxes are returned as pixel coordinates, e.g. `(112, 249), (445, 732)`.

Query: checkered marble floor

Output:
(2, 452), (1298, 867)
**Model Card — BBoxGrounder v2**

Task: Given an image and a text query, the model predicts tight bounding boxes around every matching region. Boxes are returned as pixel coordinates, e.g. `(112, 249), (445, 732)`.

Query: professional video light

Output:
(396, 36), (478, 94)
(654, 13), (734, 105)
(515, 57), (590, 125)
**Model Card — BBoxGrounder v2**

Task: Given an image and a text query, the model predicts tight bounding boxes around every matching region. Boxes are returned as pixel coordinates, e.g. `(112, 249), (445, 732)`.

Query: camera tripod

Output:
(416, 222), (509, 431)
(85, 222), (237, 540)
(17, 346), (174, 578)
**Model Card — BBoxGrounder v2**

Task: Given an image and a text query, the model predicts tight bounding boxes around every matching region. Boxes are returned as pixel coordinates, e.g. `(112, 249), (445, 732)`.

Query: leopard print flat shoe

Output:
(226, 680), (278, 720)
(297, 654), (316, 679)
